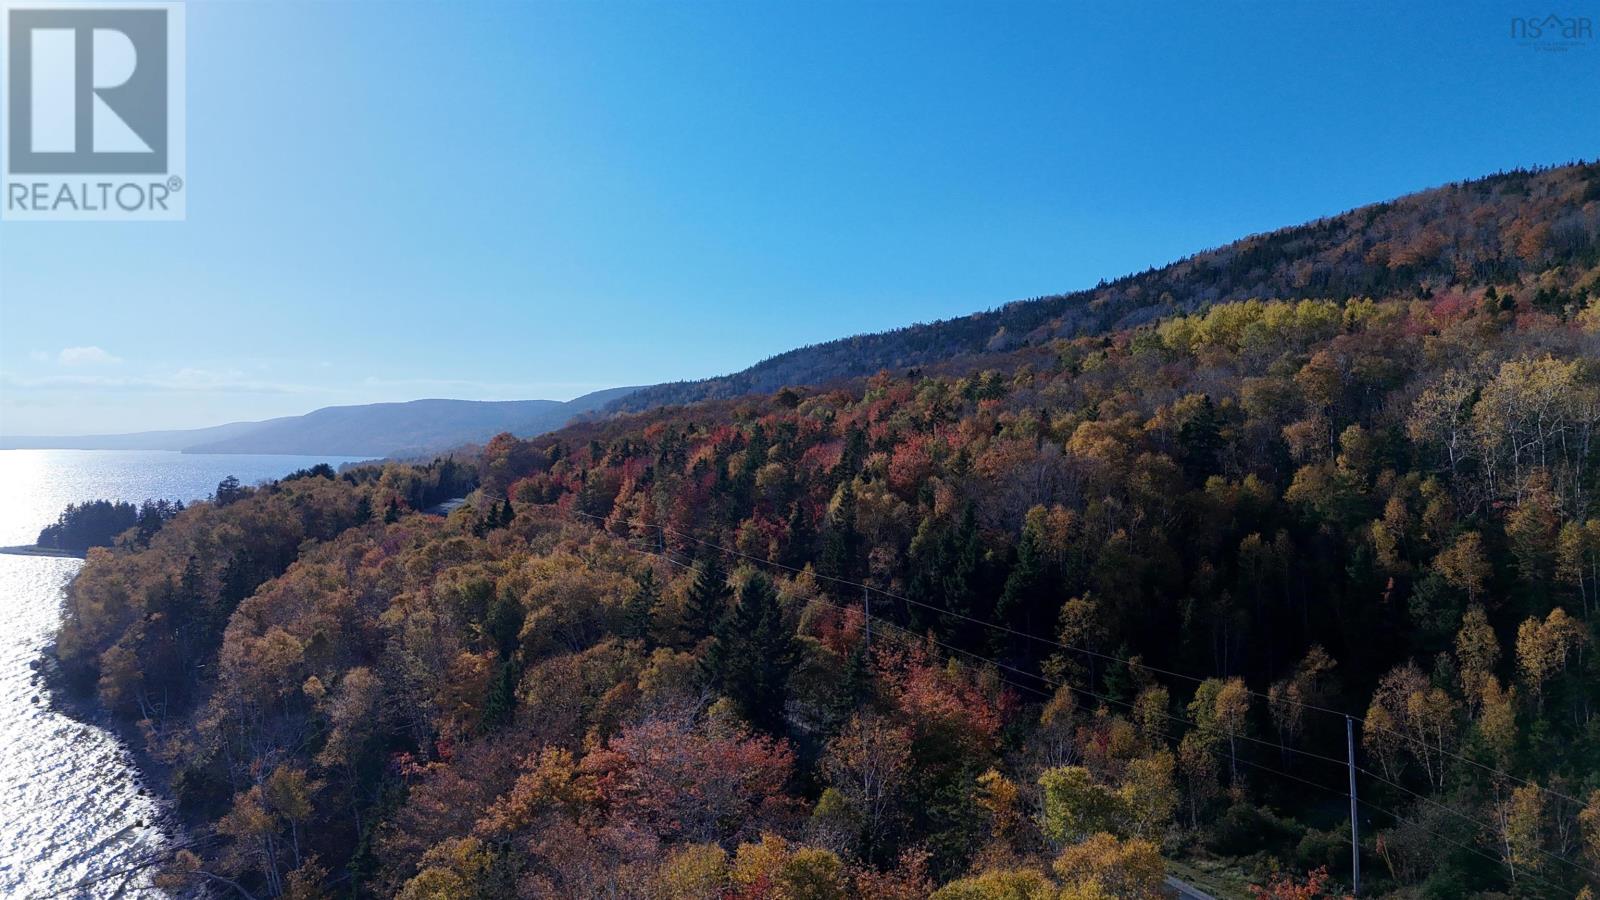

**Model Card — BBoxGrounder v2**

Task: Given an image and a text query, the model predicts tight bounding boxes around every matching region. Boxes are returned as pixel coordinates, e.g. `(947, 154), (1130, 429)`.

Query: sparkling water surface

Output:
(0, 450), (370, 897)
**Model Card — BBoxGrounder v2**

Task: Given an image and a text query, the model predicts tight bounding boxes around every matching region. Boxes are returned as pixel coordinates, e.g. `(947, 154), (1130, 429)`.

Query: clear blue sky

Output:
(2, 0), (1597, 434)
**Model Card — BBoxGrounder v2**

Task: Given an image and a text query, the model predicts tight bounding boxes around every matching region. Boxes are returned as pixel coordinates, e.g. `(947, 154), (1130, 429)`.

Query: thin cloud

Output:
(1, 371), (314, 395)
(58, 346), (122, 366)
(358, 376), (617, 398)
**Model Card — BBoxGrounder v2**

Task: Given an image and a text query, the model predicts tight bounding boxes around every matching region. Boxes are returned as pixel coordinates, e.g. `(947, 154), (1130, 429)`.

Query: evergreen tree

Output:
(821, 481), (862, 582)
(1178, 395), (1223, 482)
(830, 424), (869, 486)
(214, 475), (245, 507)
(473, 500), (516, 537)
(622, 569), (661, 645)
(219, 550), (256, 609)
(781, 501), (816, 569)
(134, 499), (182, 546)
(907, 504), (984, 639)
(702, 573), (796, 734)
(215, 551), (258, 647)
(1101, 642), (1136, 703)
(178, 554), (204, 609)
(486, 588), (525, 658)
(994, 513), (1051, 656)
(481, 659), (518, 734)
(680, 559), (732, 647)
(730, 424), (770, 510)
(827, 639), (873, 729)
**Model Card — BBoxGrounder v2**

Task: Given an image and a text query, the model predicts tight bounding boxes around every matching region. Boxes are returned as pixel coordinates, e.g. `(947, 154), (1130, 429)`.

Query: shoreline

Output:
(0, 545), (84, 559)
(39, 641), (195, 895)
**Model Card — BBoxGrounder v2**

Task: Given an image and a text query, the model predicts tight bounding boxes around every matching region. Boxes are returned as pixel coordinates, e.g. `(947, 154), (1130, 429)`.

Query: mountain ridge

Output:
(1, 387), (639, 457)
(605, 161), (1600, 414)
(8, 163), (1597, 457)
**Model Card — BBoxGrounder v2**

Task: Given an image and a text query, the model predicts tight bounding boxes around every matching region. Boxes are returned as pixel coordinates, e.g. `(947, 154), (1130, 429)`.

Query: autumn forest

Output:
(51, 163), (1600, 899)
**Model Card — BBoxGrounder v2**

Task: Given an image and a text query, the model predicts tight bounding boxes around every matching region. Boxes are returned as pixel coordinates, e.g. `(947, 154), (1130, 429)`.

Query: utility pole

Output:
(862, 585), (871, 652)
(1347, 715), (1361, 896)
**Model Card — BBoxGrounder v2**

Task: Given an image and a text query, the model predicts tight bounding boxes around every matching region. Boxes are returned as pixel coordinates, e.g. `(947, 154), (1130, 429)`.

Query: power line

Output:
(1355, 796), (1576, 899)
(1355, 718), (1592, 810)
(1356, 764), (1600, 881)
(620, 534), (1039, 703)
(576, 507), (1350, 766)
(554, 504), (1595, 812)
(612, 521), (1587, 898)
(612, 516), (1353, 775)
(1190, 742), (1578, 898)
(1231, 758), (1578, 899)
(626, 536), (1058, 708)
(581, 505), (1319, 705)
(625, 535), (1228, 750)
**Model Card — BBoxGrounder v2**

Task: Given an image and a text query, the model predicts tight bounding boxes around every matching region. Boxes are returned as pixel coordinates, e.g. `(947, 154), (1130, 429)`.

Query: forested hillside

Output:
(610, 162), (1600, 413)
(50, 166), (1600, 899)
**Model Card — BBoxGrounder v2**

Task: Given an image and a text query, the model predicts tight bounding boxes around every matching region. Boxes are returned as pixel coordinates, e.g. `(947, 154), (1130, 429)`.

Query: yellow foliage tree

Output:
(1434, 532), (1492, 605)
(1052, 833), (1166, 899)
(1454, 605), (1500, 706)
(1493, 784), (1546, 884)
(1515, 608), (1590, 713)
(655, 844), (728, 900)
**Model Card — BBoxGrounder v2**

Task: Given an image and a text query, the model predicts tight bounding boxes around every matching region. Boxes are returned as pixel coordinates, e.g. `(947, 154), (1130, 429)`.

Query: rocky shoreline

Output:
(38, 638), (196, 897)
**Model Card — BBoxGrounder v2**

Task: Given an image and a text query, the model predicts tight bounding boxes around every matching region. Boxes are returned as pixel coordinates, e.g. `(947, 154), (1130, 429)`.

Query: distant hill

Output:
(1, 387), (638, 457)
(608, 161), (1600, 413)
(0, 419), (272, 452)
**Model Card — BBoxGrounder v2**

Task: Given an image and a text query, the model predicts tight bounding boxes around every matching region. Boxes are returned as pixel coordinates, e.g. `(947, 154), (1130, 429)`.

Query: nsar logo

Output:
(1510, 12), (1595, 51)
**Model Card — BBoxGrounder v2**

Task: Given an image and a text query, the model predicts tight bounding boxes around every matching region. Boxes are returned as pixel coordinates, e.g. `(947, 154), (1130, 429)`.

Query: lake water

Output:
(0, 450), (372, 898)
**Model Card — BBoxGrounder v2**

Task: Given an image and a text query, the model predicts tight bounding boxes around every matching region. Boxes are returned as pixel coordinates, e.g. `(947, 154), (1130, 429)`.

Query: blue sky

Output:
(2, 0), (1597, 435)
